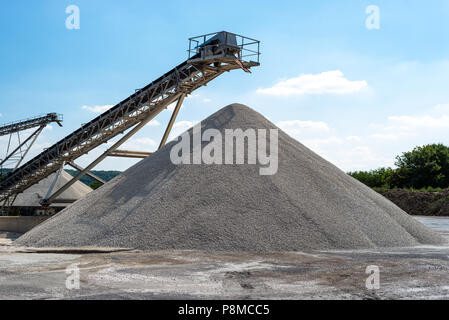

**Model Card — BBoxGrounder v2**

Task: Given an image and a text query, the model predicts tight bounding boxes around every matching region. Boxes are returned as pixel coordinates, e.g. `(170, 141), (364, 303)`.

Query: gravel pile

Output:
(10, 170), (92, 208)
(15, 104), (447, 251)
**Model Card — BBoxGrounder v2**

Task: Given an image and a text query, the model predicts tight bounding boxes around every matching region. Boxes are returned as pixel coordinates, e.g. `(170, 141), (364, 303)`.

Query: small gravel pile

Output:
(15, 104), (447, 251)
(10, 170), (92, 208)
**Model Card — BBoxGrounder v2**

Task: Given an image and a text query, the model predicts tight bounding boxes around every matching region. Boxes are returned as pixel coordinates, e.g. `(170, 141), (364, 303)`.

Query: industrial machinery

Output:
(0, 113), (63, 178)
(0, 31), (260, 213)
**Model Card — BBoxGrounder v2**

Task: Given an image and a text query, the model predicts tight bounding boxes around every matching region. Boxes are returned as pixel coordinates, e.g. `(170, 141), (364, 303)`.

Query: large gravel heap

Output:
(16, 104), (447, 251)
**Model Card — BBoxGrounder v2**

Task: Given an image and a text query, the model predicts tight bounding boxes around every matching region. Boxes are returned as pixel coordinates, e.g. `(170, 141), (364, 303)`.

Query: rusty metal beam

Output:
(108, 150), (152, 159)
(67, 162), (106, 185)
(158, 94), (186, 150)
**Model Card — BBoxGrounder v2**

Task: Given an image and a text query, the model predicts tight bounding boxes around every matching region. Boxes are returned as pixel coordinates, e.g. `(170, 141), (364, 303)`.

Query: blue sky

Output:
(0, 0), (448, 171)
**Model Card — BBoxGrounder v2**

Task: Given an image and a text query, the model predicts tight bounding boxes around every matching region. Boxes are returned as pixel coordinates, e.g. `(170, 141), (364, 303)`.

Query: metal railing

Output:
(188, 31), (260, 64)
(0, 113), (63, 136)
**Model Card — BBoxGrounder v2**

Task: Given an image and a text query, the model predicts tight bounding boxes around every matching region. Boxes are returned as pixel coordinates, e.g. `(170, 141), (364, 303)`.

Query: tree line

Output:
(348, 143), (449, 190)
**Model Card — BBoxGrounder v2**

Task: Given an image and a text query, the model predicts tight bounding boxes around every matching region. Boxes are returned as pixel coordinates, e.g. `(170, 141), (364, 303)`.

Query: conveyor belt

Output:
(0, 32), (260, 205)
(0, 113), (62, 137)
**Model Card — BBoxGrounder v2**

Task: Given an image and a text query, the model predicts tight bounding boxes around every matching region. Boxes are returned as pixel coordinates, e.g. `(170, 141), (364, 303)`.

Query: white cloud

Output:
(298, 136), (391, 172)
(432, 103), (449, 114)
(388, 115), (449, 128)
(257, 70), (368, 96)
(168, 120), (198, 141)
(202, 98), (212, 103)
(276, 120), (331, 142)
(121, 137), (157, 151)
(346, 136), (362, 142)
(167, 102), (177, 111)
(327, 104), (449, 169)
(365, 107), (449, 142)
(173, 121), (196, 129)
(133, 138), (156, 146)
(387, 115), (449, 129)
(368, 133), (401, 141)
(303, 136), (344, 147)
(275, 120), (373, 170)
(277, 120), (330, 132)
(81, 105), (113, 113)
(147, 120), (160, 127)
(273, 116), (411, 171)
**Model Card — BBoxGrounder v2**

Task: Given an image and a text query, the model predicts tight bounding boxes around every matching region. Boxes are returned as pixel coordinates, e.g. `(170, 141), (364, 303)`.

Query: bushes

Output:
(349, 144), (449, 190)
(394, 143), (449, 189)
(348, 168), (393, 188)
(89, 181), (103, 190)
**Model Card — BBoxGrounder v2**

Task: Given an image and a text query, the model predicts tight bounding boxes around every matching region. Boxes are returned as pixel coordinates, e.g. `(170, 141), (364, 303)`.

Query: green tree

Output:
(89, 181), (103, 190)
(394, 143), (449, 189)
(388, 166), (410, 188)
(348, 167), (394, 188)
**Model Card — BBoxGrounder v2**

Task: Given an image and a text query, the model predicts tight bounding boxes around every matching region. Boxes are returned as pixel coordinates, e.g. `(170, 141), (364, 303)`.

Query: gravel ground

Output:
(15, 104), (447, 251)
(2, 245), (449, 300)
(1, 214), (449, 299)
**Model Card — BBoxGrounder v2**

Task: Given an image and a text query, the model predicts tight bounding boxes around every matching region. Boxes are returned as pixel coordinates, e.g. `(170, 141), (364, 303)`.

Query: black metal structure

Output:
(0, 113), (62, 137)
(0, 113), (63, 175)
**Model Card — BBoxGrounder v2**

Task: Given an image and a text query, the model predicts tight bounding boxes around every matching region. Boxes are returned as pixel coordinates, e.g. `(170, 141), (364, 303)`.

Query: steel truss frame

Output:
(0, 113), (63, 177)
(0, 113), (62, 137)
(0, 31), (260, 211)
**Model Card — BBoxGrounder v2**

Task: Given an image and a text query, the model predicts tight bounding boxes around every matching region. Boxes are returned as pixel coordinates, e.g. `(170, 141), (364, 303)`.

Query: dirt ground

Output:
(382, 189), (449, 216)
(0, 216), (449, 300)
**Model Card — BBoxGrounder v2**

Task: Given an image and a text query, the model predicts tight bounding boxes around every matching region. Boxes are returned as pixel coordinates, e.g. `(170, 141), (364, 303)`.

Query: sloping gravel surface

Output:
(15, 104), (447, 251)
(10, 170), (92, 207)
